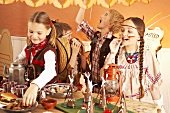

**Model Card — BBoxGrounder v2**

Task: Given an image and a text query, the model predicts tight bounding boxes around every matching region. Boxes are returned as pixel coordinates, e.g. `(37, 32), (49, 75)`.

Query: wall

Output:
(158, 48), (170, 113)
(0, 0), (170, 47)
(11, 36), (26, 60)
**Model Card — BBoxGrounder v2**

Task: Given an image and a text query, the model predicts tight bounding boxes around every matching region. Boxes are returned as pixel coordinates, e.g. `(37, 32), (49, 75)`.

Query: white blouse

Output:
(104, 47), (162, 103)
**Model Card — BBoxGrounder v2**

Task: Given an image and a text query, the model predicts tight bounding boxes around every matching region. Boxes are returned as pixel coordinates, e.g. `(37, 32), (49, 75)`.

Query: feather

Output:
(146, 15), (170, 29)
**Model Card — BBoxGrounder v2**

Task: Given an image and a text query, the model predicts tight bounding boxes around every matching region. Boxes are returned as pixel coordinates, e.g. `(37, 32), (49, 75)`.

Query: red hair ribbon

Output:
(50, 22), (53, 27)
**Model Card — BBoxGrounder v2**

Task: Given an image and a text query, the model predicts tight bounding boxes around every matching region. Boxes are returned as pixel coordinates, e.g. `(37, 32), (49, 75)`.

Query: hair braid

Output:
(138, 36), (144, 99)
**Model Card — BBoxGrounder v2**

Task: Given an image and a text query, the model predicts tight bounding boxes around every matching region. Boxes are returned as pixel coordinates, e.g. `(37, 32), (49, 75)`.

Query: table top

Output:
(0, 91), (158, 113)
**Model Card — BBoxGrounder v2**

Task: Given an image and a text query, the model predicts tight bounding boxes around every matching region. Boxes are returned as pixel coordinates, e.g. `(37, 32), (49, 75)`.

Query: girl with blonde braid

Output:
(102, 17), (165, 112)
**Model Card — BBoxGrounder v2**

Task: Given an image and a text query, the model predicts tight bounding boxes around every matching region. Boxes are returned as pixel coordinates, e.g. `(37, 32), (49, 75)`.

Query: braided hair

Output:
(125, 17), (145, 99)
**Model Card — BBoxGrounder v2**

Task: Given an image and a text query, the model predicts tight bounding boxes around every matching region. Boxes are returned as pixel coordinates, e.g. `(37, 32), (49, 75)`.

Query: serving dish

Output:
(0, 101), (38, 113)
(44, 83), (77, 98)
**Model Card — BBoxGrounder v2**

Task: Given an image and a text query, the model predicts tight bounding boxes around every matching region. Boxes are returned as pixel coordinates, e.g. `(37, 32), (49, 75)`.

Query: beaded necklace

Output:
(125, 52), (139, 64)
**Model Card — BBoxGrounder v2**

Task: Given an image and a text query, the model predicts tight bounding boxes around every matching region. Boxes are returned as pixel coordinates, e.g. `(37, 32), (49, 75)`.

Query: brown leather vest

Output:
(26, 45), (58, 84)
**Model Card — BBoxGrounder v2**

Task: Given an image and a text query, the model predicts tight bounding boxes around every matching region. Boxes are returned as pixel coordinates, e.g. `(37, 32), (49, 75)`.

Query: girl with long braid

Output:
(102, 17), (165, 112)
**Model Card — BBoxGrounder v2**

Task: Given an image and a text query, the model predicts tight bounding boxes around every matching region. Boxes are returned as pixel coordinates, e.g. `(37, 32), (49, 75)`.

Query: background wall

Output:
(0, 0), (170, 47)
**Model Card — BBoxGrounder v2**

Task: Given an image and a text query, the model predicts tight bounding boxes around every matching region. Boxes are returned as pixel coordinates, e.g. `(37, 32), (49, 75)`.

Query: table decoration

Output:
(56, 98), (133, 113)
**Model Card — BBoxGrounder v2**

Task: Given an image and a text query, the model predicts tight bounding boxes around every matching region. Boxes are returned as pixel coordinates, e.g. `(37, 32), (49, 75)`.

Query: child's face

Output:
(97, 11), (111, 29)
(27, 22), (50, 44)
(120, 20), (140, 46)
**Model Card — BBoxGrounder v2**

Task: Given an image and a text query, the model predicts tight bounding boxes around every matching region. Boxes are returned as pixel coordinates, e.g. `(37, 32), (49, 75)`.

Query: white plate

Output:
(0, 101), (38, 113)
(0, 103), (6, 108)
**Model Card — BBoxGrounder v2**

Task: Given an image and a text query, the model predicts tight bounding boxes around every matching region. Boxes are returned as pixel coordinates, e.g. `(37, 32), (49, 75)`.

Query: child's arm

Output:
(69, 38), (82, 68)
(103, 38), (122, 69)
(31, 50), (57, 89)
(14, 44), (27, 62)
(75, 0), (87, 24)
(22, 50), (57, 106)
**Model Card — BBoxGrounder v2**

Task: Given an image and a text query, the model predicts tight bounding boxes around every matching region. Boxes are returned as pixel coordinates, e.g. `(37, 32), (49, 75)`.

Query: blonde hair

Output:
(109, 9), (124, 34)
(27, 11), (56, 48)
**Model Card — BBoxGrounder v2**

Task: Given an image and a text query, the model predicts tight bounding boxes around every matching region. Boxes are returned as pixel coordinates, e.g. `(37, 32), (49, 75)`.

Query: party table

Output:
(0, 91), (158, 113)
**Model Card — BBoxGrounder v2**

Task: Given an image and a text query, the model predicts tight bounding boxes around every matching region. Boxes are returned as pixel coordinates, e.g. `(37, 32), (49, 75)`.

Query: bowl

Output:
(44, 83), (77, 98)
(41, 98), (57, 110)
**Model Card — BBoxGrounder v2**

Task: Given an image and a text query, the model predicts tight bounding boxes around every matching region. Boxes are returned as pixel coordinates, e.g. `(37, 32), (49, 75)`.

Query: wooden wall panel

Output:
(0, 29), (13, 75)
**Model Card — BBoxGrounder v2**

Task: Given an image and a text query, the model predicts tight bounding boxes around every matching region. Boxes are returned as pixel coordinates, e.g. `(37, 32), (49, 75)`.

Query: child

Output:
(75, 7), (124, 93)
(53, 21), (87, 86)
(102, 17), (165, 112)
(16, 11), (57, 106)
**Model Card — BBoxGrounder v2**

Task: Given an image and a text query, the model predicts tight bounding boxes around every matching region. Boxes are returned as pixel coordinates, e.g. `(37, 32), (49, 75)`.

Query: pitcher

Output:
(8, 60), (26, 85)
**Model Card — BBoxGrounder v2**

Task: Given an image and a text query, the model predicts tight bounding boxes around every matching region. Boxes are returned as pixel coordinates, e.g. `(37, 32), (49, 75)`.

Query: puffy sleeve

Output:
(76, 20), (96, 40)
(144, 50), (162, 87)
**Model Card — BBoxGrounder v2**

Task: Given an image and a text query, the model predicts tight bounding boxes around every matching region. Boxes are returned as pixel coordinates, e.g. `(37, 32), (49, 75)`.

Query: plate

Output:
(44, 83), (77, 98)
(0, 101), (38, 113)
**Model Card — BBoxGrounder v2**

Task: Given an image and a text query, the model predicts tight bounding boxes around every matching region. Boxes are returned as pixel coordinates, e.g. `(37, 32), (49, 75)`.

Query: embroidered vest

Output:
(90, 31), (116, 69)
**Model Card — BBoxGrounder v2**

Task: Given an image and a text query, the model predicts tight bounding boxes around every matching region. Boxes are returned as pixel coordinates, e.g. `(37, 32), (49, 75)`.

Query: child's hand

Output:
(22, 84), (39, 106)
(71, 38), (81, 56)
(109, 38), (122, 55)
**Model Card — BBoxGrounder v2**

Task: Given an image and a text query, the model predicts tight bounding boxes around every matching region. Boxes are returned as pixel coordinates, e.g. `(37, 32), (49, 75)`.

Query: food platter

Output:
(0, 101), (38, 113)
(44, 83), (77, 98)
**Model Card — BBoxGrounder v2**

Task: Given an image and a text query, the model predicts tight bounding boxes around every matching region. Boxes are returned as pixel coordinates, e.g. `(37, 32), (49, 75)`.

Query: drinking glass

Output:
(15, 85), (27, 98)
(3, 82), (11, 93)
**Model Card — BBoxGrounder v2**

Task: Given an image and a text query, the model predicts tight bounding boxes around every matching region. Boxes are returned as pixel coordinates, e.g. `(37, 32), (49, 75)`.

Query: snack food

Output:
(0, 93), (17, 105)
(47, 83), (69, 94)
(6, 100), (31, 110)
